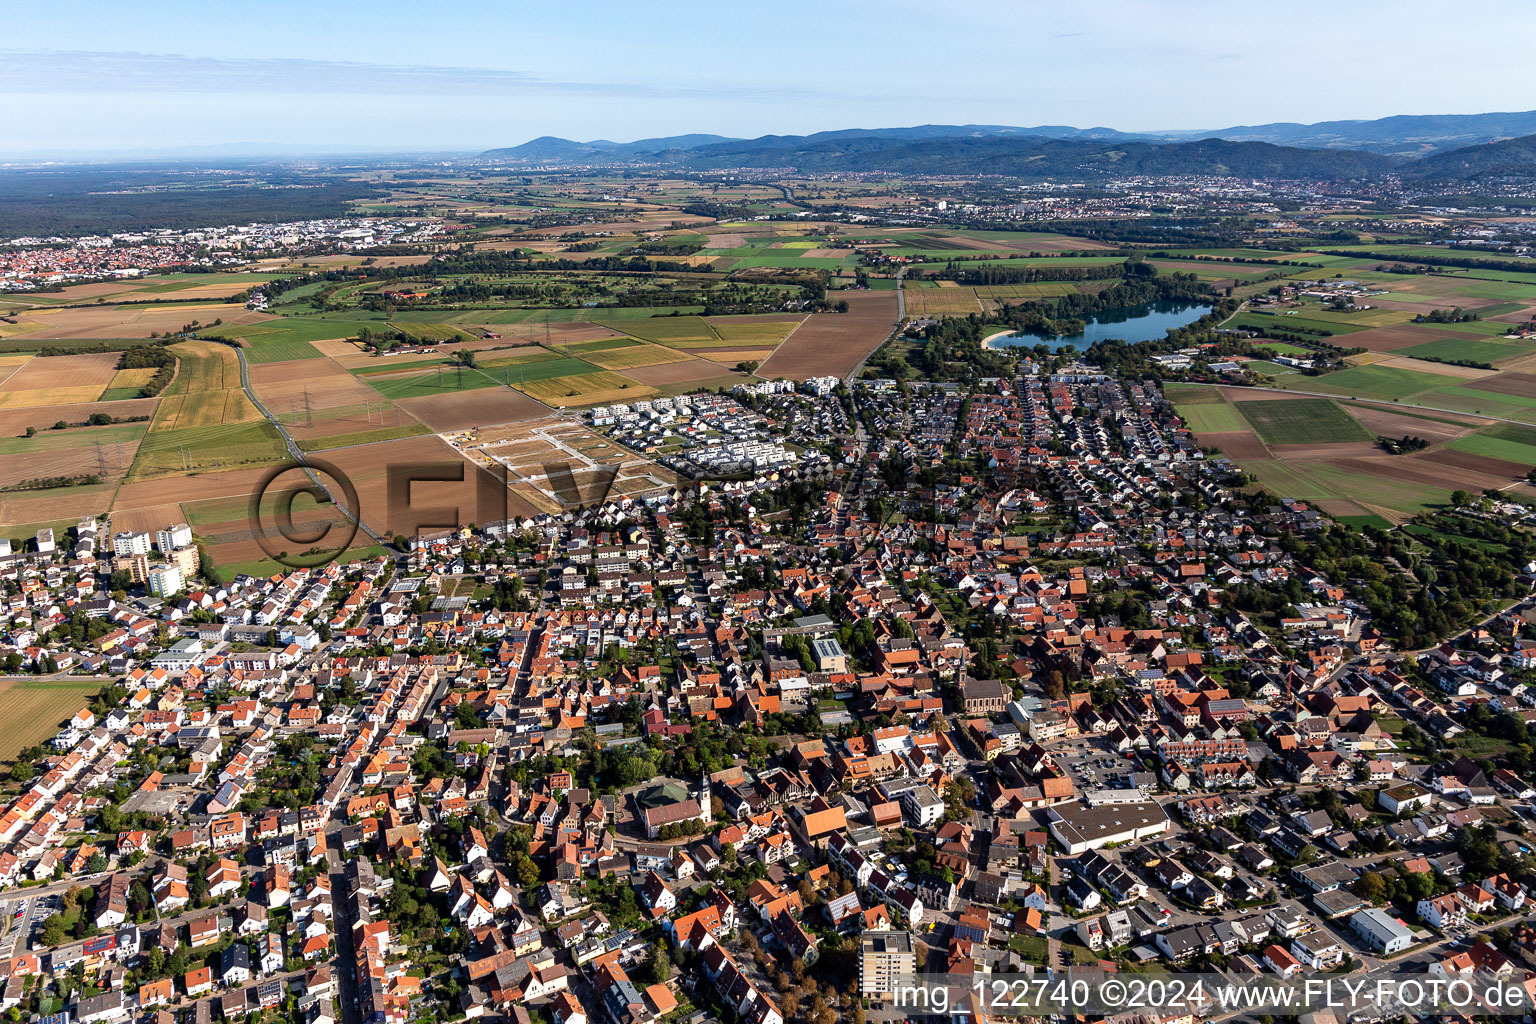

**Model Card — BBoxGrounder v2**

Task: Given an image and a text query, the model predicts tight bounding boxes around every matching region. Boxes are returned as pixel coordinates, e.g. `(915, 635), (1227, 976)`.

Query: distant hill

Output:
(480, 133), (739, 162)
(478, 124), (1151, 164)
(1172, 110), (1536, 157)
(663, 134), (1393, 180)
(478, 109), (1536, 173)
(1401, 132), (1536, 181)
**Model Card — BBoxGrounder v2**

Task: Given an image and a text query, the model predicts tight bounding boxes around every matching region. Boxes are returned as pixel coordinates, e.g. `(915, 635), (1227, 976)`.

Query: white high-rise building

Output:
(146, 564), (184, 598)
(113, 531), (152, 557)
(156, 523), (193, 553)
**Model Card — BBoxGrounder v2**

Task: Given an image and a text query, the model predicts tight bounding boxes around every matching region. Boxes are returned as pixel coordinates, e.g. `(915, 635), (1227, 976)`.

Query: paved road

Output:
(234, 346), (386, 546)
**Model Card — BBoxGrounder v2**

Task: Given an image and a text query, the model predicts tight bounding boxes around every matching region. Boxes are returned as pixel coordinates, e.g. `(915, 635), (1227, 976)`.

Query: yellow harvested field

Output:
(108, 367), (160, 389)
(519, 371), (658, 408)
(22, 302), (268, 340)
(579, 343), (691, 370)
(707, 317), (805, 346)
(693, 349), (776, 363)
(0, 386), (106, 409)
(0, 678), (104, 762)
(1, 352), (121, 391)
(147, 341), (259, 432)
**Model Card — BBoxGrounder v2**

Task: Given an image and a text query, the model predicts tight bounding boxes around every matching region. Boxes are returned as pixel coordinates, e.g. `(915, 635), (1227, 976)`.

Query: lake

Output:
(984, 301), (1213, 350)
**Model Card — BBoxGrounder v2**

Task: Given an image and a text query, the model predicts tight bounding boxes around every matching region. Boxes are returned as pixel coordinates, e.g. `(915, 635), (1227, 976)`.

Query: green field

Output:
(1231, 312), (1368, 336)
(617, 316), (721, 345)
(1254, 342), (1314, 357)
(1236, 398), (1371, 444)
(477, 353), (599, 383)
(1399, 336), (1534, 365)
(204, 318), (377, 347)
(1162, 384), (1225, 404)
(364, 367), (504, 400)
(295, 423), (432, 451)
(130, 420), (287, 476)
(1171, 392), (1246, 433)
(1446, 422), (1536, 465)
(1291, 364), (1457, 400)
(385, 321), (473, 343)
(243, 339), (324, 364)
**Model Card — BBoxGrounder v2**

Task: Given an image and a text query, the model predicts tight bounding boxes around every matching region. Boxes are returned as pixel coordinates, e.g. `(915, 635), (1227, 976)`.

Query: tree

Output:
(1355, 870), (1388, 905)
(40, 915), (67, 947)
(1451, 489), (1472, 507)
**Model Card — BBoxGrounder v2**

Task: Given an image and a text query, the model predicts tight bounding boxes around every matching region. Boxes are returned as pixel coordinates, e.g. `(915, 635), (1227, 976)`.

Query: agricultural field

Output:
(616, 316), (723, 347)
(1397, 335), (1536, 366)
(362, 365), (504, 401)
(1235, 397), (1372, 445)
(1165, 387), (1247, 433)
(0, 678), (105, 762)
(0, 352), (121, 408)
(758, 290), (897, 379)
(249, 354), (418, 446)
(1284, 363), (1456, 401)
(517, 370), (658, 408)
(130, 341), (284, 478)
(1445, 422), (1536, 466)
(573, 340), (692, 371)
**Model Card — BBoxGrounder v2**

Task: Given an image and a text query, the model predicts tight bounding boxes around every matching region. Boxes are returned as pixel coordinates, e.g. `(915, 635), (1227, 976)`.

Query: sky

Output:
(3, 0), (1534, 158)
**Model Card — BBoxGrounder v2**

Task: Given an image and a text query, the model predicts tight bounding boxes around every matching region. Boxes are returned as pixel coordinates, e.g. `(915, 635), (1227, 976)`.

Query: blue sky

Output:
(2, 0), (1532, 157)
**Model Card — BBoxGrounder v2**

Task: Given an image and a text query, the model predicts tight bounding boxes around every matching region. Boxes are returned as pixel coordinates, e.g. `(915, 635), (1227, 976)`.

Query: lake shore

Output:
(982, 329), (1023, 350)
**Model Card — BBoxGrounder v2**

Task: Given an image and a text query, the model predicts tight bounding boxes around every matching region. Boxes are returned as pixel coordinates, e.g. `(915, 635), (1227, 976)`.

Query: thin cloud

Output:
(0, 50), (834, 101)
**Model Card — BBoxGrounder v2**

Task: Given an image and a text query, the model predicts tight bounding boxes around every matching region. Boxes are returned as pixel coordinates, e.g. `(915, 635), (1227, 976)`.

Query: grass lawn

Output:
(1236, 398), (1371, 444)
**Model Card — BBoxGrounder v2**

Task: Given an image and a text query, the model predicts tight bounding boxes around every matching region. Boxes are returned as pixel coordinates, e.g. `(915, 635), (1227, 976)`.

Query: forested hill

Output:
(667, 134), (1397, 180)
(1402, 132), (1536, 181)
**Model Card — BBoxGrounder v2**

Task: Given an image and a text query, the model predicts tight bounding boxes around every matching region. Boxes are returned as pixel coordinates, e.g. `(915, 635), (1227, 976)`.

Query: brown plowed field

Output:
(1343, 405), (1482, 443)
(114, 466), (278, 512)
(1414, 448), (1533, 480)
(758, 290), (897, 379)
(1464, 372), (1536, 397)
(1268, 441), (1383, 459)
(1372, 355), (1493, 379)
(0, 398), (159, 436)
(396, 388), (551, 432)
(250, 357), (381, 407)
(1347, 325), (1488, 352)
(1, 352), (121, 391)
(108, 503), (187, 534)
(1198, 430), (1270, 460)
(1338, 455), (1507, 491)
(0, 443), (142, 490)
(320, 434), (490, 536)
(26, 303), (267, 339)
